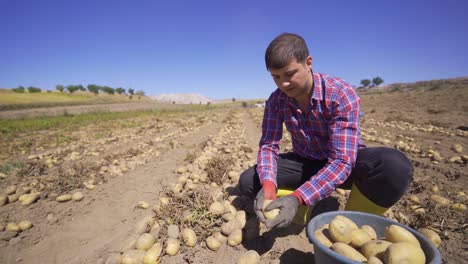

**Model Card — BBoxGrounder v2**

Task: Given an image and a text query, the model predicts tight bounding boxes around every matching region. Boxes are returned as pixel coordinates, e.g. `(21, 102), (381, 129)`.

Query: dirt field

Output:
(0, 85), (466, 263)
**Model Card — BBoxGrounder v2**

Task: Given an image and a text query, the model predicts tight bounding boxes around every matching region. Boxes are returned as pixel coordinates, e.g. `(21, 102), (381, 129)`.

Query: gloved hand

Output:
(264, 195), (299, 229)
(254, 181), (277, 223)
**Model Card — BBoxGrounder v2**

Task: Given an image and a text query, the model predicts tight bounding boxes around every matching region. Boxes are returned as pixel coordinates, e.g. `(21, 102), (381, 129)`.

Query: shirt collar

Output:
(311, 71), (323, 102)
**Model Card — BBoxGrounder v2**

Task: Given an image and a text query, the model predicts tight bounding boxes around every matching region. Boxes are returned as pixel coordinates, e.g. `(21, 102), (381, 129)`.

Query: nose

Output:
(280, 80), (290, 89)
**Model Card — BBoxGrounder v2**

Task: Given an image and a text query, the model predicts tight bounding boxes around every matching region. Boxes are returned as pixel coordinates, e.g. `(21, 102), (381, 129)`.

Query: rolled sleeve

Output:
(256, 93), (283, 186)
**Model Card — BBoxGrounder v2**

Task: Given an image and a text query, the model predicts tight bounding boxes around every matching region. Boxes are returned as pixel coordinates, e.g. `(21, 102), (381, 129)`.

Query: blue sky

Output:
(1, 0), (467, 99)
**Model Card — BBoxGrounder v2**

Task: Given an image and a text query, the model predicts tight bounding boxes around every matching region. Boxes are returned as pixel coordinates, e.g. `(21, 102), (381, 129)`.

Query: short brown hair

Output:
(265, 33), (309, 69)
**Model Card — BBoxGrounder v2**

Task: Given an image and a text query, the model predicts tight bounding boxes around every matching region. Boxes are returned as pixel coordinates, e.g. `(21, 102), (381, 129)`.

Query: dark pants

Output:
(239, 147), (413, 208)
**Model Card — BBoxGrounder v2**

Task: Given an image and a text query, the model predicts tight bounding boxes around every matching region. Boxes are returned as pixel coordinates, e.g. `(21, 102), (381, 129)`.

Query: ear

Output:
(306, 56), (312, 70)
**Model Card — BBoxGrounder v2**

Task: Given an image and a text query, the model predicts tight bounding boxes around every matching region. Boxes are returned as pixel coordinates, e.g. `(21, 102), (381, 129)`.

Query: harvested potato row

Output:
(314, 215), (428, 264)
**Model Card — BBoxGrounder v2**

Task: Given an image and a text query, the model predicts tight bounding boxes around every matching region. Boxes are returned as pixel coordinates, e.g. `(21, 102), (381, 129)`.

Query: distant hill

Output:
(0, 89), (152, 111)
(358, 77), (468, 93)
(151, 93), (212, 104)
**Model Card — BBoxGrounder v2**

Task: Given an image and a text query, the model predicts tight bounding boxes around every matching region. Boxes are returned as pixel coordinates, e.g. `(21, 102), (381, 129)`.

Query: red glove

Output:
(263, 181), (277, 200)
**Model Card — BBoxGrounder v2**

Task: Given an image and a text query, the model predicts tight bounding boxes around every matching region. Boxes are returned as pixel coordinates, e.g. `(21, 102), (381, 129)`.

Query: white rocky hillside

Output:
(151, 93), (212, 104)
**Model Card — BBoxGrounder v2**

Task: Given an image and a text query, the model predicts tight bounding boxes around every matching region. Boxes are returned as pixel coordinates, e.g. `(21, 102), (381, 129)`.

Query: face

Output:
(269, 56), (313, 101)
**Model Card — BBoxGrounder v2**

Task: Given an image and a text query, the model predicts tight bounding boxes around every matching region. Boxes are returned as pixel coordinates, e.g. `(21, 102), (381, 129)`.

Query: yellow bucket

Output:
(277, 189), (314, 225)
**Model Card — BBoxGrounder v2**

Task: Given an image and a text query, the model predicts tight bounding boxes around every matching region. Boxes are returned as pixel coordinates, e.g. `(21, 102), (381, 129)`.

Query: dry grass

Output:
(156, 188), (224, 240)
(205, 155), (234, 185)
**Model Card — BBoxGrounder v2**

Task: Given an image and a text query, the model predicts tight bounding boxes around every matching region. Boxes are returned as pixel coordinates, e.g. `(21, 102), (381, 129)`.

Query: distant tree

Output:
(56, 84), (64, 92)
(102, 86), (115, 95)
(360, 79), (371, 87)
(242, 101), (248, 108)
(115, 87), (126, 94)
(77, 84), (85, 91)
(66, 85), (79, 93)
(13, 86), (25, 93)
(232, 97), (236, 102)
(27, 86), (41, 93)
(136, 90), (145, 96)
(128, 88), (135, 95)
(372, 77), (384, 86)
(87, 84), (100, 95)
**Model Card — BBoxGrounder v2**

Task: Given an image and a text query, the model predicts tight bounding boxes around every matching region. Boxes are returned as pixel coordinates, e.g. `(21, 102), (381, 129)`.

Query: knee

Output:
(356, 147), (413, 208)
(379, 148), (413, 185)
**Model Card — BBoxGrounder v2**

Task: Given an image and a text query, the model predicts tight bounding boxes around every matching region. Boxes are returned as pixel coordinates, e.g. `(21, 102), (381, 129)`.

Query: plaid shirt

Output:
(256, 72), (365, 206)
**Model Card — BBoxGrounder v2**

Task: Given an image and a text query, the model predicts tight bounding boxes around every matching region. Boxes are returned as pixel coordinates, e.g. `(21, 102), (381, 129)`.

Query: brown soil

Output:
(0, 85), (466, 264)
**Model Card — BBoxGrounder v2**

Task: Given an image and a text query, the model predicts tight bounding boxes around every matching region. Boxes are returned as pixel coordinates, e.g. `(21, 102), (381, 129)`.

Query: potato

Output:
(21, 193), (40, 205)
(206, 236), (222, 251)
(222, 212), (235, 222)
(329, 218), (354, 244)
(8, 194), (19, 203)
(228, 229), (243, 246)
(237, 250), (260, 264)
(418, 228), (441, 248)
(56, 194), (72, 202)
(221, 219), (243, 236)
(121, 250), (145, 264)
(385, 225), (420, 247)
(367, 256), (383, 264)
(6, 185), (17, 195)
(18, 194), (28, 203)
(361, 225), (377, 240)
(409, 195), (421, 203)
(209, 201), (225, 215)
(182, 228), (197, 247)
(137, 201), (150, 209)
(331, 242), (367, 262)
(224, 204), (237, 215)
(384, 242), (426, 264)
(430, 195), (451, 205)
(313, 224), (333, 248)
(178, 175), (188, 185)
(167, 225), (179, 239)
(213, 231), (227, 244)
(335, 215), (358, 230)
(361, 240), (392, 259)
(159, 197), (169, 205)
(143, 243), (163, 264)
(349, 228), (371, 248)
(335, 188), (347, 196)
(18, 220), (33, 231)
(72, 192), (84, 201)
(165, 238), (180, 256)
(451, 203), (467, 211)
(6, 223), (20, 232)
(135, 216), (155, 235)
(136, 233), (155, 251)
(262, 200), (280, 220)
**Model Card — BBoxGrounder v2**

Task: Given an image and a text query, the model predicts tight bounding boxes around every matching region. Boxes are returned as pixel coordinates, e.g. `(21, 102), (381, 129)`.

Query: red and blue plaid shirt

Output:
(256, 72), (365, 206)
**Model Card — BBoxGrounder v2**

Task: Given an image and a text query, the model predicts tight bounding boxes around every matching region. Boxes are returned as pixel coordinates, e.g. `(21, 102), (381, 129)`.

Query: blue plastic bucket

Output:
(306, 211), (442, 264)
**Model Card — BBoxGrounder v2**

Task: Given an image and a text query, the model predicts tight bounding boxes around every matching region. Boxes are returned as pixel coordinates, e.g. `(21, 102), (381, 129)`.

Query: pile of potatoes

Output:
(313, 215), (430, 264)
